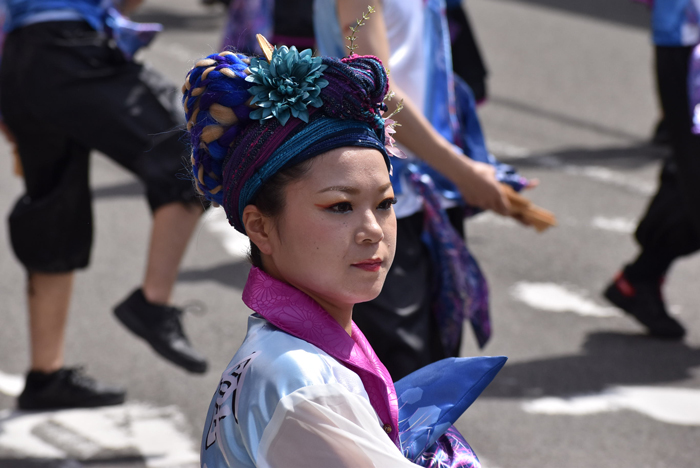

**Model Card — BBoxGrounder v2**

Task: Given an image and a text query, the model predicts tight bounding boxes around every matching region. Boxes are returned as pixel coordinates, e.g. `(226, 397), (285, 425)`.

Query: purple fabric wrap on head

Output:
(183, 50), (393, 233)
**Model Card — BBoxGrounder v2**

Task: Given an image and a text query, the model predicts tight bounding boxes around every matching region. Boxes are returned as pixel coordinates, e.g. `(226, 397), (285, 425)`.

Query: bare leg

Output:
(28, 272), (74, 373)
(142, 202), (203, 304)
(23, 272), (126, 409)
(113, 201), (207, 373)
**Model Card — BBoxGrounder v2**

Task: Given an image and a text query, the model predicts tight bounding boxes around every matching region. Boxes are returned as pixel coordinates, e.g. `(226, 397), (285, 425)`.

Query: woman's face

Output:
(266, 147), (397, 312)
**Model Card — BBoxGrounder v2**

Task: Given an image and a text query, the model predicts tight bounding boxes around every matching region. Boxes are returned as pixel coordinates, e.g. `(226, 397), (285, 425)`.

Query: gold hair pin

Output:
(256, 34), (274, 63)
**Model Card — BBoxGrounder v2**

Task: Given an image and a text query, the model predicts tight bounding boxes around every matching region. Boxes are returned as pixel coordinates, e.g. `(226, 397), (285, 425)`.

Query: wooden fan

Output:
(500, 184), (557, 232)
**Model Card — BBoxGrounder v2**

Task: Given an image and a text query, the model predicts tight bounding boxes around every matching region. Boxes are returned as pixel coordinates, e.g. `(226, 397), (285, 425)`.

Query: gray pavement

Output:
(1, 0), (699, 467)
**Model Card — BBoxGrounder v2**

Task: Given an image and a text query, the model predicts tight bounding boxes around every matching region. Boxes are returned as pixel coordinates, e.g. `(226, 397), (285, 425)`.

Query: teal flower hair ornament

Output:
(246, 45), (329, 126)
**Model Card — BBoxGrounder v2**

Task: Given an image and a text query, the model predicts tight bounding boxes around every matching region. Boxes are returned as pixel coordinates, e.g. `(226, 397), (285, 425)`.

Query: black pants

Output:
(447, 3), (488, 102)
(627, 46), (700, 280)
(0, 21), (199, 273)
(353, 208), (465, 381)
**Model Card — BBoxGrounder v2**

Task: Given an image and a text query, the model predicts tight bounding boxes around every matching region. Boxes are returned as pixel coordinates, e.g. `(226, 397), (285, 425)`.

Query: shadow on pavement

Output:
(499, 142), (668, 170)
(178, 261), (250, 290)
(494, 0), (650, 30)
(92, 181), (144, 200)
(132, 7), (224, 32)
(489, 95), (651, 144)
(484, 331), (700, 399)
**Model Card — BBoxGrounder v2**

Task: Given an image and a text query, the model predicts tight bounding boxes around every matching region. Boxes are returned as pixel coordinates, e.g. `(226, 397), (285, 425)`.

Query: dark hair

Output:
(248, 159), (314, 268)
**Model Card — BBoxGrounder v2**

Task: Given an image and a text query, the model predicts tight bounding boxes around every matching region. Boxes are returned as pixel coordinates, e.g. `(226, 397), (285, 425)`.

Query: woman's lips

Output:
(352, 259), (382, 272)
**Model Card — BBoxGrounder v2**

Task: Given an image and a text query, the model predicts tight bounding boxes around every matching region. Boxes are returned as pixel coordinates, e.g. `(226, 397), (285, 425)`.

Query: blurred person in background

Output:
(218, 0), (489, 103)
(446, 0), (489, 104)
(604, 0), (700, 340)
(219, 0), (314, 53)
(0, 0), (208, 410)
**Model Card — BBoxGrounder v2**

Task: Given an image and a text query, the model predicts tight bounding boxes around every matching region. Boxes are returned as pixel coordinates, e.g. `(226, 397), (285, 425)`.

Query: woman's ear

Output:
(242, 205), (274, 255)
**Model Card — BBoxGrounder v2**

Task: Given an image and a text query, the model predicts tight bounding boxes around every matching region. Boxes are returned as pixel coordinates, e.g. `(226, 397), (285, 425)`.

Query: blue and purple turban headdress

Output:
(182, 40), (400, 233)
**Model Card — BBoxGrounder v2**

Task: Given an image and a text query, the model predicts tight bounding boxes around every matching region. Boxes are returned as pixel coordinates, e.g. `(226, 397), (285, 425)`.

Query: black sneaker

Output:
(18, 367), (126, 410)
(603, 272), (685, 339)
(114, 289), (208, 374)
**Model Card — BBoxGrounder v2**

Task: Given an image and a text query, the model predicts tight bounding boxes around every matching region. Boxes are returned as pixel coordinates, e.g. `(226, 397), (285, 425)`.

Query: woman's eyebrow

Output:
(317, 185), (360, 194)
(317, 182), (393, 194)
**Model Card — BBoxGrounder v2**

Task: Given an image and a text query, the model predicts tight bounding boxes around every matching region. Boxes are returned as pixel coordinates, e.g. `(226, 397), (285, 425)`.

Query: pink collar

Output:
(242, 267), (399, 444)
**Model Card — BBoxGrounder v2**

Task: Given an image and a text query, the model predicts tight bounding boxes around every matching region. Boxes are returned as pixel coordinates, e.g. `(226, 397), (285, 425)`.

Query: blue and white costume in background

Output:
(652, 0), (700, 45)
(3, 0), (161, 59)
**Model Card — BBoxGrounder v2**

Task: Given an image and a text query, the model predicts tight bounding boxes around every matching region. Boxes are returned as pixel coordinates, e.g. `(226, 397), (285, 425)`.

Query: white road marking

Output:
(523, 386), (700, 426)
(511, 282), (621, 317)
(32, 419), (115, 460)
(477, 457), (504, 468)
(202, 207), (250, 260)
(488, 140), (532, 159)
(472, 211), (634, 235)
(470, 211), (520, 228)
(563, 165), (655, 196)
(0, 370), (24, 397)
(0, 411), (66, 458)
(591, 216), (636, 234)
(0, 403), (199, 467)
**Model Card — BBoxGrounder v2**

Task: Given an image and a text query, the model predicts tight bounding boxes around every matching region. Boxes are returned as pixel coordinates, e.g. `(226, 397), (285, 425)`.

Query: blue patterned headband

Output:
(235, 117), (389, 223)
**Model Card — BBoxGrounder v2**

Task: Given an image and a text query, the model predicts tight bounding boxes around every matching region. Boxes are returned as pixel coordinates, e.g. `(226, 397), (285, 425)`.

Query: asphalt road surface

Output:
(1, 1), (699, 467)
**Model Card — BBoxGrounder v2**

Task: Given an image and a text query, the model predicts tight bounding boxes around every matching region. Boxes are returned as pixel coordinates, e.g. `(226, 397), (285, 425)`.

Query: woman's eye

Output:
(328, 202), (353, 213)
(377, 197), (397, 210)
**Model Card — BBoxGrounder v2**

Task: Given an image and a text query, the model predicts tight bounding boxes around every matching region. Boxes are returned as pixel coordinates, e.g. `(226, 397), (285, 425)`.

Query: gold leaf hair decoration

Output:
(346, 5), (376, 55)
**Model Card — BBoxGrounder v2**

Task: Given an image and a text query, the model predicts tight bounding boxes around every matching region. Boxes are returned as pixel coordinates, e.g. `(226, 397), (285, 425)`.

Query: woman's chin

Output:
(348, 282), (386, 305)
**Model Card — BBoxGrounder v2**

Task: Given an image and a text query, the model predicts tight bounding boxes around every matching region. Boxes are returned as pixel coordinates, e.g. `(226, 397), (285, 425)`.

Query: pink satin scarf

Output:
(242, 267), (400, 445)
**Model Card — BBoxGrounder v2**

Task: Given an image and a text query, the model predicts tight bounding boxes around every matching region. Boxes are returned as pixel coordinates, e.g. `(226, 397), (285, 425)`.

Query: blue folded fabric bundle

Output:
(395, 356), (507, 460)
(104, 7), (162, 60)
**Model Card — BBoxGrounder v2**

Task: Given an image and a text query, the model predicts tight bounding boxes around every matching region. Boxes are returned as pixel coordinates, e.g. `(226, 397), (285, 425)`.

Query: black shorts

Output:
(0, 21), (200, 272)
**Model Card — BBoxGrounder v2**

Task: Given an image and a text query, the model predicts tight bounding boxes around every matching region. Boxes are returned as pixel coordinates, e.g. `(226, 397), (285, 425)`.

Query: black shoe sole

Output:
(603, 282), (685, 340)
(114, 303), (208, 374)
(18, 393), (126, 411)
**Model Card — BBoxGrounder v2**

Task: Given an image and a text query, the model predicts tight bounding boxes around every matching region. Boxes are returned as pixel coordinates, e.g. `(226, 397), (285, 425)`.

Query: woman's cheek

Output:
(314, 214), (350, 237)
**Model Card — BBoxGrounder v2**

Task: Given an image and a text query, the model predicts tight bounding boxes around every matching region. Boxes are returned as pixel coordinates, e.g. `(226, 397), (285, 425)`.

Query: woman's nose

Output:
(356, 210), (384, 244)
